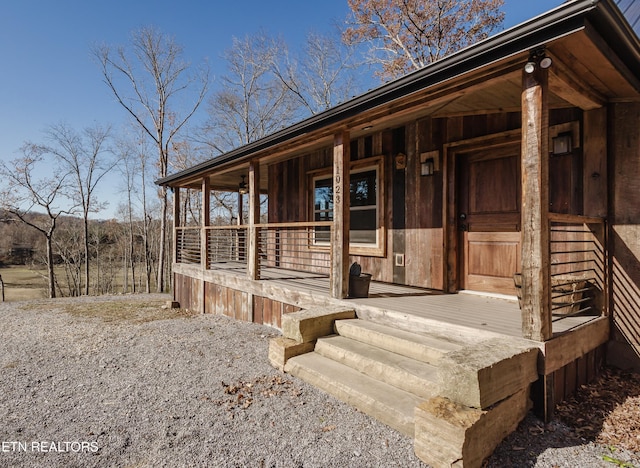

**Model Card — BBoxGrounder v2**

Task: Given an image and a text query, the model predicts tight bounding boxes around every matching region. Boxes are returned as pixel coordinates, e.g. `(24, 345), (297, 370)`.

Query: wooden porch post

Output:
(331, 131), (350, 299)
(248, 160), (261, 281)
(237, 192), (244, 225)
(172, 187), (180, 266)
(521, 62), (552, 342)
(201, 178), (210, 270)
(171, 187), (181, 303)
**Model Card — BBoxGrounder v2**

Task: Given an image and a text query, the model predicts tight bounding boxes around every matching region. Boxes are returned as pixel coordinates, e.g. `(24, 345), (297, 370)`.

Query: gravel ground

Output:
(0, 295), (638, 468)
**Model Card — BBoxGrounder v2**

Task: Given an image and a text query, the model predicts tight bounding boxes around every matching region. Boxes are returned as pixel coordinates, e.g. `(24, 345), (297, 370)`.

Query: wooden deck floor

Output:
(206, 262), (601, 338)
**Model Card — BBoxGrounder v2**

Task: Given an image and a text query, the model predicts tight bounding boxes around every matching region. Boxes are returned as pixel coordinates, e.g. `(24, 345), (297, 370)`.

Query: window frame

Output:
(309, 155), (385, 257)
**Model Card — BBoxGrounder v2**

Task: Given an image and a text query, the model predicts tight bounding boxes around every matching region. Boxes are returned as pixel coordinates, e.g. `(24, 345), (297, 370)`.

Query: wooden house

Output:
(158, 0), (640, 465)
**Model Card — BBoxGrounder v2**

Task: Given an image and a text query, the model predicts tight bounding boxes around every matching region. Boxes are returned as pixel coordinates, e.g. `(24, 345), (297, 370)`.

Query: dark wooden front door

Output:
(458, 143), (521, 294)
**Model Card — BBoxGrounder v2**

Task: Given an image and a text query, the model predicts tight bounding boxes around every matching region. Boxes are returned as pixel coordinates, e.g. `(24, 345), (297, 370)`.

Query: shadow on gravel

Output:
(486, 412), (587, 467)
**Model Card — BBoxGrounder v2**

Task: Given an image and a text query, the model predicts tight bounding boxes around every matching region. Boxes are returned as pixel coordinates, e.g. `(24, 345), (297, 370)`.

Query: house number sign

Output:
(334, 173), (342, 204)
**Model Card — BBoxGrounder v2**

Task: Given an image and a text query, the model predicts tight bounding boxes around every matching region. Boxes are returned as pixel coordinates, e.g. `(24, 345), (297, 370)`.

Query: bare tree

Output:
(0, 145), (77, 298)
(43, 122), (114, 295)
(138, 144), (155, 293)
(201, 32), (299, 154)
(114, 132), (147, 294)
(53, 219), (84, 296)
(344, 0), (504, 81)
(271, 30), (362, 114)
(94, 26), (209, 293)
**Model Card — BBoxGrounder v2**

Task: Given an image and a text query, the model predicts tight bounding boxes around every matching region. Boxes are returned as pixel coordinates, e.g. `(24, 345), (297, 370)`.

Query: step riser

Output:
(315, 338), (437, 399)
(355, 308), (502, 344)
(335, 320), (451, 364)
(285, 354), (421, 437)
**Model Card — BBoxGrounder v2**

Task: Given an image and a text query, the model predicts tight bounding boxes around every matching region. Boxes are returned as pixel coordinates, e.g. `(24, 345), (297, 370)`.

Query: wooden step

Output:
(284, 352), (424, 437)
(334, 319), (463, 365)
(315, 334), (438, 399)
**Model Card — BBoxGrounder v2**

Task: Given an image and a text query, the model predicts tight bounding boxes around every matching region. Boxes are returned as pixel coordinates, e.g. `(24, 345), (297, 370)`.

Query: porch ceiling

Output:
(178, 164), (270, 192)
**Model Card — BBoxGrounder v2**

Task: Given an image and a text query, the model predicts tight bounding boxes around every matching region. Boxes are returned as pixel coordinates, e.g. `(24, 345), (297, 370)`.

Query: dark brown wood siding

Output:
(552, 345), (605, 403)
(609, 102), (640, 372)
(269, 109), (592, 289)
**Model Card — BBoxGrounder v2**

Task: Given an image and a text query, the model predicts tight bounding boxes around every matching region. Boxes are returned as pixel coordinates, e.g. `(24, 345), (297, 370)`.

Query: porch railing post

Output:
(521, 60), (552, 342)
(248, 160), (261, 280)
(331, 130), (350, 299)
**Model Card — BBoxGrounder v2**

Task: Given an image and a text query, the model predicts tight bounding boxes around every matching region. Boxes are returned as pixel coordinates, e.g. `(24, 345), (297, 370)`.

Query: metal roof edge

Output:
(157, 0), (628, 187)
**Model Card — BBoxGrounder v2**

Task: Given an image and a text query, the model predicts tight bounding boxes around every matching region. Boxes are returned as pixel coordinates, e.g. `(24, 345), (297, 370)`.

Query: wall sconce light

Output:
(420, 150), (440, 176)
(421, 158), (435, 176)
(552, 132), (572, 155)
(238, 175), (248, 194)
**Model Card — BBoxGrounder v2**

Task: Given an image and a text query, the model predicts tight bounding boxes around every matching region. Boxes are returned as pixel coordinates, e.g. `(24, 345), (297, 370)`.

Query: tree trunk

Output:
(84, 216), (90, 295)
(157, 185), (168, 293)
(46, 234), (56, 299)
(129, 209), (136, 293)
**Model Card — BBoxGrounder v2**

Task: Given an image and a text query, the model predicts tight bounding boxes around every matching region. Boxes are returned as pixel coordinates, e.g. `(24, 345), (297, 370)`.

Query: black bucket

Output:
(349, 273), (372, 298)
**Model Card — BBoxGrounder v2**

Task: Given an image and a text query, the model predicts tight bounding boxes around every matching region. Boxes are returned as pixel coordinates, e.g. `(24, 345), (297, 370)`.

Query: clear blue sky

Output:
(0, 0), (562, 219)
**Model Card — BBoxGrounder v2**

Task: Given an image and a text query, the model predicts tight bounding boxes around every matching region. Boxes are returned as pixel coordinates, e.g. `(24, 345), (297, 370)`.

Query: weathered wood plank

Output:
(269, 337), (315, 372)
(553, 366), (566, 402)
(540, 316), (609, 374)
(201, 178), (210, 271)
(282, 307), (356, 343)
(248, 159), (260, 282)
(520, 65), (552, 341)
(443, 117), (463, 293)
(253, 294), (263, 324)
(331, 131), (351, 299)
(415, 388), (531, 468)
(437, 337), (539, 409)
(173, 187), (180, 267)
(581, 109), (607, 218)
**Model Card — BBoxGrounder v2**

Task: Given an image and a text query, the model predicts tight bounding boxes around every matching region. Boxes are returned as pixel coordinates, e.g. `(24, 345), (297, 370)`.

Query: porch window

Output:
(312, 162), (381, 251)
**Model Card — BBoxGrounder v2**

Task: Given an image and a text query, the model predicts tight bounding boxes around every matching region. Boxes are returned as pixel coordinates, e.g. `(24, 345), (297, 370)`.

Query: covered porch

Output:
(173, 213), (607, 340)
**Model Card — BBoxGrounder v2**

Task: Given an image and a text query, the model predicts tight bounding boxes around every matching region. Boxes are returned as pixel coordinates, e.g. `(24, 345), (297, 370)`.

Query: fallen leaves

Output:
(555, 367), (640, 453)
(218, 375), (303, 410)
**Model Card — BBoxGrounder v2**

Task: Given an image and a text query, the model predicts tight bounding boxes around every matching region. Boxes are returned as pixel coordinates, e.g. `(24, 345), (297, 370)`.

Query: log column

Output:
(248, 160), (261, 281)
(201, 178), (210, 270)
(331, 131), (350, 299)
(172, 187), (180, 266)
(522, 61), (553, 422)
(521, 63), (552, 342)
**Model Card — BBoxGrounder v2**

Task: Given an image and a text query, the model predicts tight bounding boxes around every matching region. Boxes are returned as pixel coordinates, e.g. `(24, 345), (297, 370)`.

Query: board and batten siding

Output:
(609, 101), (640, 372)
(266, 113), (522, 291)
(173, 272), (301, 329)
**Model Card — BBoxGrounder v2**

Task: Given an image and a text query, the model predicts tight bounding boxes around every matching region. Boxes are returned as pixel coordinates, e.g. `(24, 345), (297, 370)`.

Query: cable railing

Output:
(549, 213), (606, 323)
(175, 227), (201, 265)
(257, 222), (332, 277)
(176, 222), (332, 280)
(206, 226), (248, 270)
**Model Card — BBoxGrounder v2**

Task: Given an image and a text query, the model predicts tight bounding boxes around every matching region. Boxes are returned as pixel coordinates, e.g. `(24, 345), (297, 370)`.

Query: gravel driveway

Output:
(0, 295), (638, 467)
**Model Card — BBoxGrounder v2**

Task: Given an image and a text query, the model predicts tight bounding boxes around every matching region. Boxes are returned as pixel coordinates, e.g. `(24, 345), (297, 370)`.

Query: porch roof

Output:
(157, 0), (640, 190)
